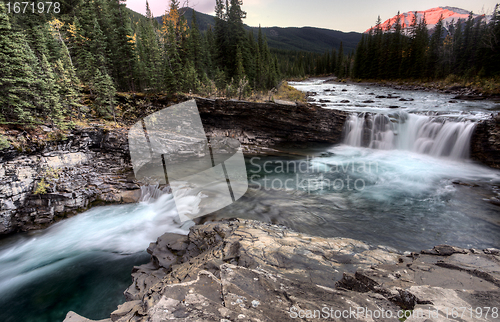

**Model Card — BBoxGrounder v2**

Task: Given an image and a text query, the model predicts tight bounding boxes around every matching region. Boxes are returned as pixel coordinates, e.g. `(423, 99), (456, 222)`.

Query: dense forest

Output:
(303, 5), (500, 82)
(2, 0), (500, 128)
(0, 0), (279, 126)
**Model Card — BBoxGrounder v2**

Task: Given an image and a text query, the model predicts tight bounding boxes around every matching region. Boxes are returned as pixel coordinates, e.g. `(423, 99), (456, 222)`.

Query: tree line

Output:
(282, 5), (500, 82)
(0, 0), (280, 126)
(353, 6), (500, 80)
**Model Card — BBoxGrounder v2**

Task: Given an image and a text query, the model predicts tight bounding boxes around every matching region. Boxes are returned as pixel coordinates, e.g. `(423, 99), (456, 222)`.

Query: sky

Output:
(126, 0), (499, 32)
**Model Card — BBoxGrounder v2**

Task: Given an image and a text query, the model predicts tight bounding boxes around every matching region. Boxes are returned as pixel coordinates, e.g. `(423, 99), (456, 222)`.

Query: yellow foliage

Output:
(68, 22), (90, 44)
(161, 2), (188, 38)
(274, 82), (306, 102)
(48, 18), (64, 32)
(128, 34), (136, 47)
(34, 178), (48, 195)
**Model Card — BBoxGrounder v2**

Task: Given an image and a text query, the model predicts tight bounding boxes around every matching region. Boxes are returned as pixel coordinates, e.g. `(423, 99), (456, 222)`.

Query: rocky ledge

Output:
(0, 99), (349, 235)
(0, 127), (141, 234)
(471, 114), (500, 169)
(195, 98), (348, 149)
(66, 219), (500, 322)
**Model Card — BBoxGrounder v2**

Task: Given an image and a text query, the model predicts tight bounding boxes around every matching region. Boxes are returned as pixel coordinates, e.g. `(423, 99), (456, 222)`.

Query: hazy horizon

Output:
(126, 0), (499, 32)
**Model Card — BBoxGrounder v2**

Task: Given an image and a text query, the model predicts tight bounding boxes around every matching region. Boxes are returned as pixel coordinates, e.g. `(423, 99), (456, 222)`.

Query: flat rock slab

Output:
(63, 311), (111, 322)
(71, 220), (500, 322)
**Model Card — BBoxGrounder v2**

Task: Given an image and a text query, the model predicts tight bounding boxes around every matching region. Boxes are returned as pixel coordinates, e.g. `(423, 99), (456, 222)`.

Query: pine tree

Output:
(136, 1), (162, 91)
(214, 0), (228, 74)
(92, 68), (116, 120)
(188, 11), (204, 76)
(39, 54), (64, 126)
(428, 15), (444, 78)
(336, 41), (344, 78)
(107, 0), (136, 91)
(0, 1), (37, 123)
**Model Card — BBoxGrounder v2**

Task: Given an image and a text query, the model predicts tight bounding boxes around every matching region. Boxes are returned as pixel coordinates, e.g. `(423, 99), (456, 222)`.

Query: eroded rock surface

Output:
(0, 127), (140, 234)
(471, 114), (500, 169)
(1, 99), (350, 234)
(70, 219), (500, 322)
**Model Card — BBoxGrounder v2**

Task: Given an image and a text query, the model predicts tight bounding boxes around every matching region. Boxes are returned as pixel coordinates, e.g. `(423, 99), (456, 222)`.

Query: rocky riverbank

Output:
(65, 219), (500, 322)
(0, 127), (141, 234)
(323, 77), (500, 101)
(0, 98), (348, 235)
(2, 95), (500, 235)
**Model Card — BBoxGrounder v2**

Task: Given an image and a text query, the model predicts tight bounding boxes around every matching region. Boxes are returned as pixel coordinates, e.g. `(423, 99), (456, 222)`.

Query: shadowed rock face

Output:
(195, 98), (348, 148)
(471, 115), (500, 169)
(67, 219), (499, 322)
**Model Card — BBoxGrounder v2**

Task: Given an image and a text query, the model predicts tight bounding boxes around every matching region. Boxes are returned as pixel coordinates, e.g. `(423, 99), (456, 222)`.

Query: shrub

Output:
(0, 134), (10, 150)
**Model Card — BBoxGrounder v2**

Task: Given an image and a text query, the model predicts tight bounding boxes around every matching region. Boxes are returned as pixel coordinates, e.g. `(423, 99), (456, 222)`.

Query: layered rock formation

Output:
(2, 96), (500, 235)
(66, 219), (500, 322)
(471, 114), (500, 169)
(0, 99), (348, 235)
(195, 98), (348, 148)
(0, 127), (140, 234)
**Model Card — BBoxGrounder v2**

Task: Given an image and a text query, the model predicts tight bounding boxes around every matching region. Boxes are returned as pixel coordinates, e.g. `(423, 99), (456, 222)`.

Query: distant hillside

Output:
(259, 27), (361, 53)
(154, 8), (362, 53)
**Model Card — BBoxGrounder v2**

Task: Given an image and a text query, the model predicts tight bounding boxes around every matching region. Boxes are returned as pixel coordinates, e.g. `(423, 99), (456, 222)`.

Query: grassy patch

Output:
(33, 167), (62, 195)
(274, 81), (306, 102)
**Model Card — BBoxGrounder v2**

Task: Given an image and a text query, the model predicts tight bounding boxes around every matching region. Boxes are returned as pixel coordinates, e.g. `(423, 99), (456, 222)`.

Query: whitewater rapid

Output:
(0, 188), (198, 299)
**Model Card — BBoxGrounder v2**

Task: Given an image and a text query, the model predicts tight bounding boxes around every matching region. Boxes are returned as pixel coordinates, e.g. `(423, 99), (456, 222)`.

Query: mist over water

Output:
(209, 80), (500, 251)
(0, 190), (196, 322)
(344, 112), (476, 159)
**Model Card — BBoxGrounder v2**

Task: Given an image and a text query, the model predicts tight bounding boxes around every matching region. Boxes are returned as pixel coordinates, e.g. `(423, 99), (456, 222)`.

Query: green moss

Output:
(0, 134), (10, 150)
(398, 310), (412, 322)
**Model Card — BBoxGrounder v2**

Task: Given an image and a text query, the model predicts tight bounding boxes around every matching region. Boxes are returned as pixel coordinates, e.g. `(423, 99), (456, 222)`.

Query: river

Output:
(0, 79), (499, 321)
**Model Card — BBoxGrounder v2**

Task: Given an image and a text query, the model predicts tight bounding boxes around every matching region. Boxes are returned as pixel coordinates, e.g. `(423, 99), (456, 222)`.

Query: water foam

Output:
(344, 112), (476, 160)
(0, 186), (198, 296)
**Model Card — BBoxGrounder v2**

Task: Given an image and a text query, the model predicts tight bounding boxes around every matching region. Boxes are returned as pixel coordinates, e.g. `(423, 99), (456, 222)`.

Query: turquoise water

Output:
(1, 80), (499, 321)
(0, 194), (192, 322)
(211, 145), (500, 251)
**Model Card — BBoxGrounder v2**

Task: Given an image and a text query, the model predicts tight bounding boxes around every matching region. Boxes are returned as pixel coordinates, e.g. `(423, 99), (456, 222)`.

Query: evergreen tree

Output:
(107, 0), (136, 91)
(336, 41), (344, 78)
(92, 68), (117, 119)
(0, 2), (37, 123)
(39, 54), (64, 126)
(428, 15), (444, 78)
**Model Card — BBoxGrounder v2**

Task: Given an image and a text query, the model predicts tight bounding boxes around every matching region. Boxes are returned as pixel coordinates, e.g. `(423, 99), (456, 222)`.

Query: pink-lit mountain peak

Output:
(365, 7), (483, 33)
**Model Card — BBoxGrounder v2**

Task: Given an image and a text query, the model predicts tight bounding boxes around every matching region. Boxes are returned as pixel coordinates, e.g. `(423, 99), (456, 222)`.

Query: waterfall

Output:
(343, 112), (476, 160)
(139, 184), (171, 202)
(0, 187), (199, 298)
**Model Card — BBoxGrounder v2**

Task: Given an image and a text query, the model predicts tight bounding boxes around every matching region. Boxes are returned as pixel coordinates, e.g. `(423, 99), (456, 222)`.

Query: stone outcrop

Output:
(0, 127), (140, 234)
(1, 96), (499, 235)
(471, 114), (500, 169)
(69, 219), (500, 322)
(1, 99), (349, 234)
(195, 98), (348, 149)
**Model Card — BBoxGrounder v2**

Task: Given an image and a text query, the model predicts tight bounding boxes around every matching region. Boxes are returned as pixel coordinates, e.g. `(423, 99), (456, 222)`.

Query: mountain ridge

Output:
(153, 7), (362, 53)
(365, 6), (490, 34)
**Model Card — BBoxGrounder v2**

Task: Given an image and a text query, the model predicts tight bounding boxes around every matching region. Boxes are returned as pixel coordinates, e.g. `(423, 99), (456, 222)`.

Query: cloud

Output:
(126, 0), (216, 16)
(189, 0), (215, 13)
